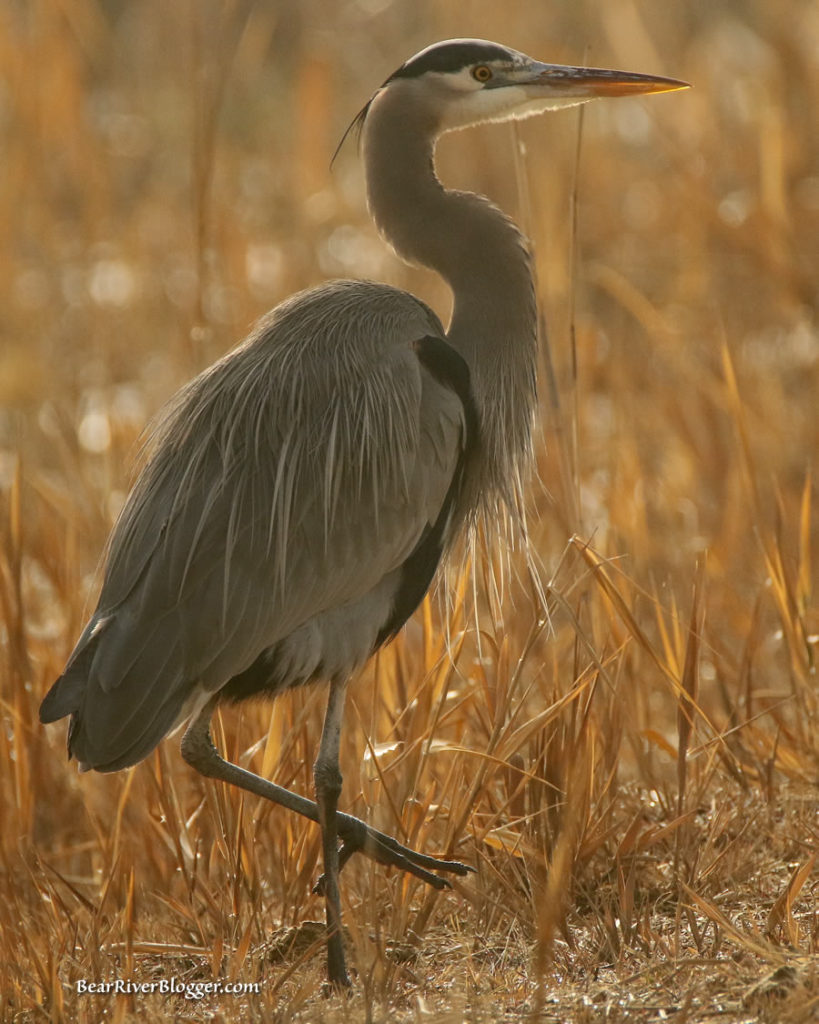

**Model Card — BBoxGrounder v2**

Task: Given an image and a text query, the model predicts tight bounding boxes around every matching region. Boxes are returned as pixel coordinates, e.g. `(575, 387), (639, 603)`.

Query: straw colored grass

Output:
(1, 2), (817, 1021)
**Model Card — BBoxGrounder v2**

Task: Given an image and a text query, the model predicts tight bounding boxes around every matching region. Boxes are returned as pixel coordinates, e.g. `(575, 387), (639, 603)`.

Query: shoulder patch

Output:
(412, 336), (479, 451)
(373, 335), (480, 648)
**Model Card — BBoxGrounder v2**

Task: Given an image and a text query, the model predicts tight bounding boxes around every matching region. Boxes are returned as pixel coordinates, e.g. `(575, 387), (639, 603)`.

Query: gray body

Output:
(47, 281), (467, 771)
(40, 38), (686, 987)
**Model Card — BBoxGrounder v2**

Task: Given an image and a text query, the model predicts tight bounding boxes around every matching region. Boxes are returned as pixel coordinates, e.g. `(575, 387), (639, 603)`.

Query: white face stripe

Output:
(428, 65), (503, 94)
(443, 60), (534, 89)
(436, 75), (591, 133)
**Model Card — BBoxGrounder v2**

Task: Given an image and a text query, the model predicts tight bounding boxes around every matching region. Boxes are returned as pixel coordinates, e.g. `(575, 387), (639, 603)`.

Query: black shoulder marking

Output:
(374, 336), (481, 648)
(388, 40), (512, 82)
(412, 336), (479, 444)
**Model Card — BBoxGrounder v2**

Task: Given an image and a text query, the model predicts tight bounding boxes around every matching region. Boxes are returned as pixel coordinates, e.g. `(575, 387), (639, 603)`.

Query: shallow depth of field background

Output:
(1, 1), (818, 1021)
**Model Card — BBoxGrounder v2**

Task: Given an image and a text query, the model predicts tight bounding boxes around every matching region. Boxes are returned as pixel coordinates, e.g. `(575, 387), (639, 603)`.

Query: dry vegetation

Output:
(1, 1), (818, 1021)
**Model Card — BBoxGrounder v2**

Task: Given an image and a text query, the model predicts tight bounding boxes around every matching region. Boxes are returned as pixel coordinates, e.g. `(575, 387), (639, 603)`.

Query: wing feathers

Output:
(43, 281), (471, 771)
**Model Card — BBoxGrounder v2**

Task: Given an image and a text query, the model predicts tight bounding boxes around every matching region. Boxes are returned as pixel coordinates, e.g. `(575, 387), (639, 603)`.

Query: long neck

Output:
(362, 86), (538, 507)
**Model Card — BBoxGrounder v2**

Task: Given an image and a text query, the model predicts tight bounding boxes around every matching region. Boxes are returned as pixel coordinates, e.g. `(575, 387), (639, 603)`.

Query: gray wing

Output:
(40, 281), (469, 770)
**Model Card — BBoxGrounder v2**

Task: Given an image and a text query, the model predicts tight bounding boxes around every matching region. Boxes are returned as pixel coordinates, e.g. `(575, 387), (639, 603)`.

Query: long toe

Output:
(315, 811), (475, 887)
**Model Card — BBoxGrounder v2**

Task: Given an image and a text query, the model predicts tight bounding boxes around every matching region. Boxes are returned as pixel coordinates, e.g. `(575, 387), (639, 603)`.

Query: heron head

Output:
(344, 38), (687, 145)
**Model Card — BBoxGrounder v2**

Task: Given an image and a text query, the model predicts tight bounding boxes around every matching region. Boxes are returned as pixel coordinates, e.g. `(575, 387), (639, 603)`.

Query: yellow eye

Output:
(472, 64), (493, 83)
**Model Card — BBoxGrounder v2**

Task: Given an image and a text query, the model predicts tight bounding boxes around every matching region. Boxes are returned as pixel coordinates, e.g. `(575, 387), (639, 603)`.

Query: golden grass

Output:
(1, 2), (818, 1021)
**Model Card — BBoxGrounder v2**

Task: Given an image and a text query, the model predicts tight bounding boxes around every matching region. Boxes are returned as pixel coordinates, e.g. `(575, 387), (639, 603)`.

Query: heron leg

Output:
(313, 679), (350, 988)
(180, 700), (474, 971)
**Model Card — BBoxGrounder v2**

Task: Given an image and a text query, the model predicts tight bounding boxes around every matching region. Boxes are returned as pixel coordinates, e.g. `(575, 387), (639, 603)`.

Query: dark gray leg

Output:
(313, 679), (349, 988)
(180, 698), (474, 984)
(181, 700), (473, 885)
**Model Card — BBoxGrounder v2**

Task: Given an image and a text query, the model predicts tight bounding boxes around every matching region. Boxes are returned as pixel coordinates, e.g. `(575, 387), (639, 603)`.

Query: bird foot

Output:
(313, 810), (474, 894)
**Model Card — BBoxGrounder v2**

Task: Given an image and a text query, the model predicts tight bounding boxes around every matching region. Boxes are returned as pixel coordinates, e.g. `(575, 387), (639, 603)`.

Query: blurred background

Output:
(2, 0), (817, 594)
(1, 0), (818, 1018)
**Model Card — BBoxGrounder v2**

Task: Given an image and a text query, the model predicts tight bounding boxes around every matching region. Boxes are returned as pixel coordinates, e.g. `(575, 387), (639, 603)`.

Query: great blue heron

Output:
(40, 39), (686, 987)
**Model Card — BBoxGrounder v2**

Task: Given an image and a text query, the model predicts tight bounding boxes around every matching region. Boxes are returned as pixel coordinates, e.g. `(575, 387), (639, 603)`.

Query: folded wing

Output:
(40, 281), (474, 771)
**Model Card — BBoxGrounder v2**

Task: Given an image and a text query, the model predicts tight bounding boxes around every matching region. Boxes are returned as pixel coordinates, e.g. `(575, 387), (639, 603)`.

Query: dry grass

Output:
(1, 1), (818, 1021)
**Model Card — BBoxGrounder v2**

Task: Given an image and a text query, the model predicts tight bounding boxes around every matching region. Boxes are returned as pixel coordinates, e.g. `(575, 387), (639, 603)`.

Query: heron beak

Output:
(525, 62), (689, 98)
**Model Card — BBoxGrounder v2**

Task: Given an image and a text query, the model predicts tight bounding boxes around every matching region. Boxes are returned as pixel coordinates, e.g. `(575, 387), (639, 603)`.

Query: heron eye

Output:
(472, 65), (493, 83)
